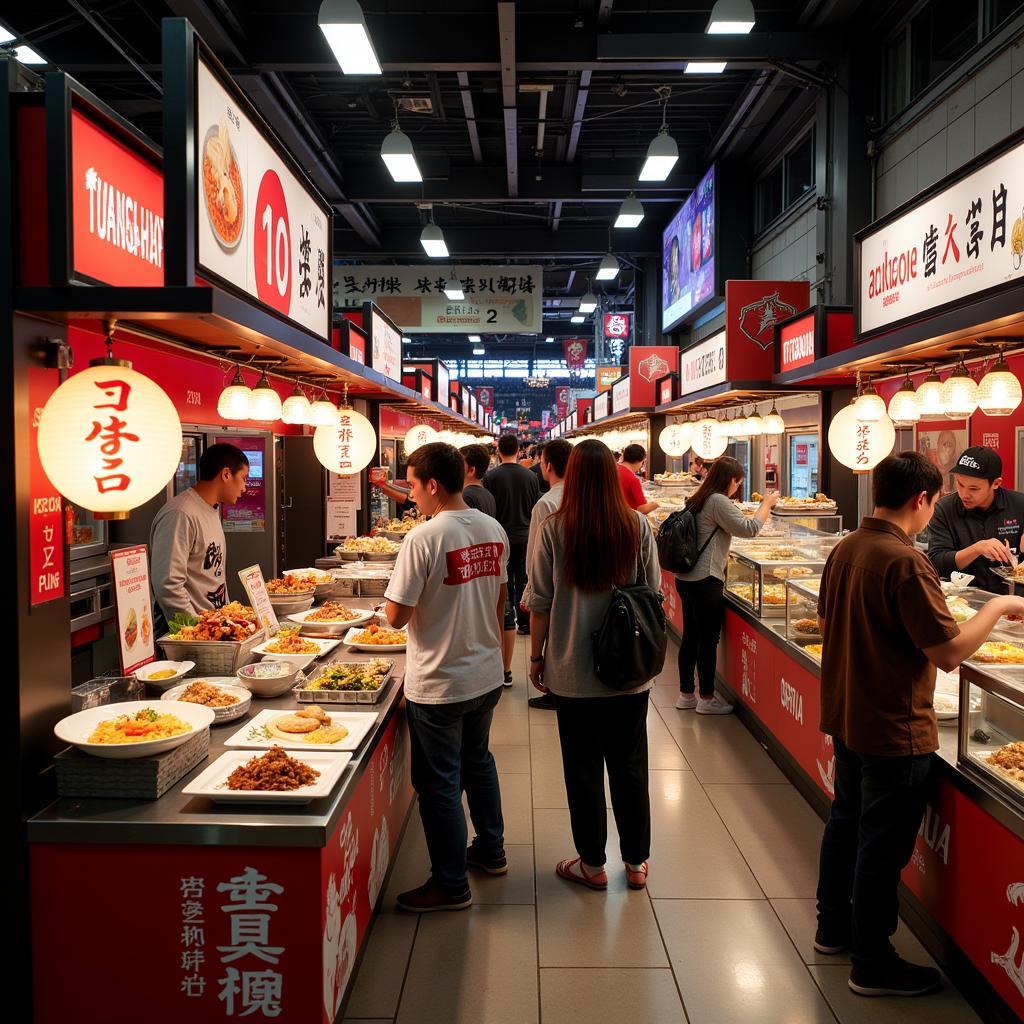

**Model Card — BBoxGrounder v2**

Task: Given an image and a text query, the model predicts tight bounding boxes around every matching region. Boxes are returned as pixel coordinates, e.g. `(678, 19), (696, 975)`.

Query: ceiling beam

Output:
(457, 71), (483, 164)
(596, 32), (845, 63)
(596, 0), (615, 29)
(498, 2), (518, 198)
(566, 69), (592, 164)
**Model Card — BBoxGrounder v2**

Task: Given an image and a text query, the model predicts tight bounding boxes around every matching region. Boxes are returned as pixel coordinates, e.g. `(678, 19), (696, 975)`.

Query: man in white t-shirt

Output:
(384, 442), (510, 913)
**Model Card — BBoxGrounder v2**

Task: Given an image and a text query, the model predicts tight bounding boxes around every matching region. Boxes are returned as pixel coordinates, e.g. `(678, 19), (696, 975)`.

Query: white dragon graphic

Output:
(992, 882), (1024, 997)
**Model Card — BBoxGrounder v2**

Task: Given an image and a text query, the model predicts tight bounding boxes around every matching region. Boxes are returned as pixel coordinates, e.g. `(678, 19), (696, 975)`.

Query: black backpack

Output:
(656, 507), (719, 574)
(592, 549), (668, 691)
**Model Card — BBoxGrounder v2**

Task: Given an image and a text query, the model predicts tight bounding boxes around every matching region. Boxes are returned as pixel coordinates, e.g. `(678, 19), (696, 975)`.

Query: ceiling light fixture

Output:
(402, 336), (412, 345)
(472, 347), (485, 355)
(281, 383), (312, 425)
(887, 373), (921, 426)
(639, 89), (678, 182)
(468, 335), (481, 343)
(318, 0), (382, 75)
(216, 367), (252, 420)
(443, 272), (464, 300)
(578, 290), (598, 314)
(615, 194), (645, 228)
(570, 315), (586, 324)
(706, 0), (756, 34)
(940, 357), (979, 419)
(419, 219), (448, 258)
(915, 369), (946, 419)
(853, 378), (886, 423)
(380, 124), (422, 182)
(15, 45), (46, 65)
(248, 369), (283, 422)
(977, 348), (1023, 416)
(761, 400), (785, 434)
(685, 62), (727, 74)
(545, 336), (555, 343)
(595, 252), (619, 281)
(309, 387), (341, 426)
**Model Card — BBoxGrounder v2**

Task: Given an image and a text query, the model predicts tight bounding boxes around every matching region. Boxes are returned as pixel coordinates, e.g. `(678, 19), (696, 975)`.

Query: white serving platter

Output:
(54, 701), (214, 759)
(342, 626), (408, 652)
(253, 635), (342, 663)
(224, 708), (377, 752)
(182, 749), (352, 804)
(286, 606), (376, 634)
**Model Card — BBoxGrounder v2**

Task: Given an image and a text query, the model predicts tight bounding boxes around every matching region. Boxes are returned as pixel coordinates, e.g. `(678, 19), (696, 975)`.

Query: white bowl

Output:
(134, 660), (195, 690)
(54, 700), (214, 759)
(267, 592), (315, 615)
(161, 678), (253, 723)
(236, 660), (302, 697)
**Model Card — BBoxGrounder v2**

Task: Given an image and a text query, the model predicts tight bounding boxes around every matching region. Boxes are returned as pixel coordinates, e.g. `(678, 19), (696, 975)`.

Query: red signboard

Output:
(725, 280), (810, 380)
(661, 568), (684, 635)
(347, 327), (366, 366)
(476, 386), (494, 410)
(628, 346), (680, 408)
(778, 313), (816, 373)
(795, 443), (809, 465)
(603, 312), (630, 339)
(773, 306), (854, 376)
(555, 386), (570, 420)
(563, 337), (588, 372)
(71, 108), (164, 286)
(28, 367), (65, 606)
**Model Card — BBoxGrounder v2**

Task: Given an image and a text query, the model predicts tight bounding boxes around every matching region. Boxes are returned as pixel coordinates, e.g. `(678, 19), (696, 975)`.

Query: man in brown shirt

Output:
(815, 452), (1024, 998)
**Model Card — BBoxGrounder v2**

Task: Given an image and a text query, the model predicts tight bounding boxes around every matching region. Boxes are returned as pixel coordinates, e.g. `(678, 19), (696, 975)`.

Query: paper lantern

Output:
(744, 413), (764, 436)
(976, 356), (1023, 416)
(38, 361), (183, 519)
(691, 418), (728, 460)
(916, 371), (946, 419)
(761, 402), (785, 434)
(939, 362), (978, 419)
(217, 367), (251, 420)
(658, 424), (690, 457)
(281, 386), (311, 425)
(404, 423), (438, 454)
(309, 391), (341, 426)
(248, 370), (282, 422)
(313, 406), (377, 476)
(887, 377), (920, 426)
(827, 403), (895, 473)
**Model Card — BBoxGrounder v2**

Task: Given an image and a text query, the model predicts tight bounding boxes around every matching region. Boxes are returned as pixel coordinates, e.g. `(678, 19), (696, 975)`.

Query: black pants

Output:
(553, 691), (651, 867)
(816, 738), (934, 969)
(508, 541), (529, 629)
(675, 576), (725, 697)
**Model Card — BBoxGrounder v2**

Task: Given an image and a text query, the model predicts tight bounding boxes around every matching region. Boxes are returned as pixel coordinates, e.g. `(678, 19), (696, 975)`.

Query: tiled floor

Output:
(341, 640), (982, 1024)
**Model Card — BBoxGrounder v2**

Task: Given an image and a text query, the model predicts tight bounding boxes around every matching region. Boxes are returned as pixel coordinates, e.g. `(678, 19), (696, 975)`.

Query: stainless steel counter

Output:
(27, 649), (406, 848)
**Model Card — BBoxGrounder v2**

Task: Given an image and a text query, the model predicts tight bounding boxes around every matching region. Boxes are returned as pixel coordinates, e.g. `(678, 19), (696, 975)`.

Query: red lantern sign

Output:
(603, 313), (630, 339)
(562, 338), (587, 371)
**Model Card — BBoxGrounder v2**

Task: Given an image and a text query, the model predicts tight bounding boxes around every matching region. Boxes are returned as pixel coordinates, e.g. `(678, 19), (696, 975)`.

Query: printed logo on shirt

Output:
(207, 582), (227, 608)
(203, 541), (223, 576)
(442, 542), (505, 586)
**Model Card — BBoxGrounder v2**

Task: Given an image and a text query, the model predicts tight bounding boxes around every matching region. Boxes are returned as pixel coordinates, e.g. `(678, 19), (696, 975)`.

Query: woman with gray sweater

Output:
(675, 456), (779, 714)
(529, 440), (661, 892)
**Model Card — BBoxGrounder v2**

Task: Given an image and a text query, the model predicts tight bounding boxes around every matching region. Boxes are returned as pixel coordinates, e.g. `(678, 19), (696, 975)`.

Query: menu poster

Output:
(214, 434), (266, 532)
(238, 563), (279, 634)
(110, 545), (155, 674)
(326, 499), (358, 539)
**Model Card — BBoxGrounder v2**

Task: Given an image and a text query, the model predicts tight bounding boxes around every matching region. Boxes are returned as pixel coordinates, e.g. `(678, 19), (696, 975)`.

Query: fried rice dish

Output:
(88, 708), (192, 744)
(177, 680), (242, 708)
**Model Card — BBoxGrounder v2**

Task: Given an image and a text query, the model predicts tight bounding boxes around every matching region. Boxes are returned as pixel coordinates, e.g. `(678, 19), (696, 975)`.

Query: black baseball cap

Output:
(952, 446), (1002, 481)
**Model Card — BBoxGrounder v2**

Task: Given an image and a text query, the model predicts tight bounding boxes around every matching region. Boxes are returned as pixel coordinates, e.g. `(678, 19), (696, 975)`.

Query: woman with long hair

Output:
(529, 439), (662, 892)
(675, 456), (778, 713)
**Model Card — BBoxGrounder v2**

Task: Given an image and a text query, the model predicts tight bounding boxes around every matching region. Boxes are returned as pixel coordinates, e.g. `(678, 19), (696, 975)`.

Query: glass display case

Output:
(785, 577), (822, 640)
(725, 543), (829, 618)
(959, 665), (1024, 814)
(769, 511), (843, 534)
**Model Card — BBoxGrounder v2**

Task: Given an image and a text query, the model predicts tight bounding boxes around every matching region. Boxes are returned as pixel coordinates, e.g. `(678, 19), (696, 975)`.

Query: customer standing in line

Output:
(528, 440), (661, 892)
(384, 442), (510, 912)
(485, 432), (540, 634)
(674, 457), (779, 714)
(617, 443), (660, 514)
(816, 451), (1024, 996)
(520, 439), (571, 711)
(529, 443), (550, 494)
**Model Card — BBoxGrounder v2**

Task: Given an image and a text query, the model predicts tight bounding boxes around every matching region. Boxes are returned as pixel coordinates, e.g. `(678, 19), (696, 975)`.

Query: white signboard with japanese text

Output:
(196, 59), (331, 340)
(680, 330), (727, 396)
(858, 136), (1024, 335)
(238, 563), (279, 634)
(594, 391), (610, 420)
(370, 310), (402, 383)
(110, 544), (155, 675)
(333, 264), (543, 334)
(611, 375), (631, 414)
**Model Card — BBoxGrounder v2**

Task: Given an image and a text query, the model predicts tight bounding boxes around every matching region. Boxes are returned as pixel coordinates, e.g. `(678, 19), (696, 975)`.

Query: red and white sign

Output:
(611, 375), (631, 414)
(778, 314), (816, 373)
(71, 109), (164, 286)
(563, 337), (588, 372)
(596, 366), (623, 393)
(680, 330), (727, 397)
(594, 391), (610, 421)
(795, 443), (809, 465)
(628, 345), (679, 407)
(29, 367), (64, 606)
(347, 329), (366, 365)
(661, 568), (683, 634)
(443, 542), (506, 585)
(726, 280), (810, 380)
(604, 312), (630, 339)
(658, 376), (675, 405)
(111, 544), (155, 674)
(476, 386), (494, 410)
(238, 563), (279, 635)
(369, 309), (402, 383)
(196, 59), (330, 340)
(858, 135), (1024, 336)
(555, 386), (570, 420)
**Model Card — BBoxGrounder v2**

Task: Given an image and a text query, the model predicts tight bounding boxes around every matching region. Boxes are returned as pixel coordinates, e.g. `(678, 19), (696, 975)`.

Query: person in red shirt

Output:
(617, 444), (659, 514)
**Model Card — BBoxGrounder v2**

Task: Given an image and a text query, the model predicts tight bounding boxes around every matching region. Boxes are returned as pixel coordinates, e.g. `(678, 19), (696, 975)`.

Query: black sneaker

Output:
(466, 843), (508, 876)
(396, 880), (472, 913)
(848, 956), (941, 997)
(503, 670), (513, 688)
(528, 693), (555, 710)
(813, 927), (850, 955)
(516, 625), (530, 635)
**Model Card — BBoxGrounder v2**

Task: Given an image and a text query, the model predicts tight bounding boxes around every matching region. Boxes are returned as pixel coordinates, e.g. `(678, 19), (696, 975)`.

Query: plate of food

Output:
(266, 574), (317, 597)
(161, 678), (252, 723)
(225, 706), (376, 752)
(254, 629), (341, 663)
(932, 692), (960, 721)
(972, 742), (1024, 788)
(791, 617), (820, 636)
(54, 701), (214, 759)
(968, 640), (1024, 665)
(201, 121), (244, 250)
(134, 660), (196, 690)
(941, 573), (975, 593)
(343, 624), (408, 652)
(297, 659), (394, 703)
(164, 603), (261, 643)
(181, 746), (352, 804)
(802, 643), (823, 663)
(336, 537), (403, 560)
(945, 595), (977, 624)
(993, 564), (1024, 585)
(287, 603), (377, 635)
(771, 494), (838, 515)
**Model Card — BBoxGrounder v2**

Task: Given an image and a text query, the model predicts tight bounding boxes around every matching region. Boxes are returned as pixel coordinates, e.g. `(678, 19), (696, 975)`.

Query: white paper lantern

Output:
(827, 403), (895, 474)
(309, 392), (341, 426)
(939, 363), (978, 419)
(281, 386), (311, 425)
(916, 371), (946, 419)
(853, 384), (886, 423)
(313, 406), (377, 476)
(761, 403), (785, 434)
(404, 423), (438, 454)
(217, 367), (251, 420)
(248, 371), (282, 422)
(744, 413), (764, 436)
(887, 378), (920, 426)
(38, 361), (183, 519)
(691, 417), (728, 460)
(976, 356), (1023, 416)
(658, 424), (690, 457)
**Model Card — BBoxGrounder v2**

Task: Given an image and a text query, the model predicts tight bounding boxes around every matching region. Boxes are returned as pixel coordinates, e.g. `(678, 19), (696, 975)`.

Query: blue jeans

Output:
(407, 686), (505, 896)
(816, 738), (934, 969)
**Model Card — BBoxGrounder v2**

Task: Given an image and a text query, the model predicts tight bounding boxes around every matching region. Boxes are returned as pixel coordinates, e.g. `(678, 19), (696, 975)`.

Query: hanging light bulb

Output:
(443, 273), (464, 300)
(639, 91), (678, 181)
(614, 194), (645, 228)
(248, 370), (282, 421)
(281, 383), (311, 425)
(887, 374), (921, 426)
(744, 408), (764, 436)
(595, 252), (619, 281)
(977, 351), (1023, 416)
(853, 380), (886, 422)
(578, 290), (598, 314)
(420, 219), (448, 258)
(728, 413), (747, 436)
(217, 366), (252, 420)
(939, 358), (979, 419)
(380, 124), (422, 182)
(761, 400), (785, 434)
(916, 369), (946, 419)
(309, 387), (341, 426)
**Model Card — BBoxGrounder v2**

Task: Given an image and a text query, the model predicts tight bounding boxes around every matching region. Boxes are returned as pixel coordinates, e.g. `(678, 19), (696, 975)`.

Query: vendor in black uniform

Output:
(926, 446), (1024, 593)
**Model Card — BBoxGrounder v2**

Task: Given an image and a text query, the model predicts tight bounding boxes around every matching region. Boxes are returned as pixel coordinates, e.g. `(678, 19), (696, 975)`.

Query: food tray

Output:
(181, 749), (352, 804)
(157, 630), (265, 674)
(224, 709), (377, 751)
(357, 577), (390, 598)
(294, 665), (395, 704)
(54, 726), (210, 799)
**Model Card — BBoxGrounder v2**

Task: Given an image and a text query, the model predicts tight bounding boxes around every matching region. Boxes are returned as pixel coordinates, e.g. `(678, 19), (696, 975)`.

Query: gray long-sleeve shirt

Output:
(150, 488), (229, 618)
(675, 492), (763, 583)
(529, 510), (661, 698)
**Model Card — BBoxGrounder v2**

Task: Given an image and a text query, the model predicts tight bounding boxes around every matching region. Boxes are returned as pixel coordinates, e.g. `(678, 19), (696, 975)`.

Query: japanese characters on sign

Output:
(858, 135), (1024, 335)
(680, 330), (727, 397)
(29, 368), (64, 607)
(238, 564), (279, 635)
(368, 307), (402, 383)
(196, 59), (330, 341)
(179, 875), (207, 1000)
(603, 312), (631, 362)
(611, 375), (631, 414)
(111, 545), (155, 674)
(332, 264), (543, 334)
(562, 337), (588, 372)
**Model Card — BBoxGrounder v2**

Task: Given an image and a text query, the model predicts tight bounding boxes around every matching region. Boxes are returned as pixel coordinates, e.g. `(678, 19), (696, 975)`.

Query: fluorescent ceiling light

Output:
(545, 336), (555, 343)
(0, 27), (15, 44)
(685, 62), (727, 74)
(318, 0), (382, 74)
(615, 195), (645, 228)
(402, 336), (412, 345)
(595, 252), (619, 281)
(706, 0), (755, 33)
(444, 276), (464, 300)
(468, 335), (481, 343)
(639, 130), (678, 182)
(16, 45), (45, 65)
(472, 347), (485, 355)
(570, 315), (586, 324)
(420, 222), (448, 258)
(380, 128), (422, 182)
(578, 291), (597, 314)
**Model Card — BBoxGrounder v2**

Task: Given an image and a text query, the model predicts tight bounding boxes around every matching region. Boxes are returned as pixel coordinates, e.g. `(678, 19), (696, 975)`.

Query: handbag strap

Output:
(695, 522), (720, 561)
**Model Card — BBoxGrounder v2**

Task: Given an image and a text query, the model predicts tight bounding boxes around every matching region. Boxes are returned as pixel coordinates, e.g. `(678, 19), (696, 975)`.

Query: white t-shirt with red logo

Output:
(385, 508), (509, 705)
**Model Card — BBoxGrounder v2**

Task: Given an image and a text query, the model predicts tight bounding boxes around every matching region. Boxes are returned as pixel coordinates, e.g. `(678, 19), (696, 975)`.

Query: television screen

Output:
(661, 165), (716, 332)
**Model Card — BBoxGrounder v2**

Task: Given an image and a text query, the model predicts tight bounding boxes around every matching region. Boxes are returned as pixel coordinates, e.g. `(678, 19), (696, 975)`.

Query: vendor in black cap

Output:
(926, 445), (1024, 593)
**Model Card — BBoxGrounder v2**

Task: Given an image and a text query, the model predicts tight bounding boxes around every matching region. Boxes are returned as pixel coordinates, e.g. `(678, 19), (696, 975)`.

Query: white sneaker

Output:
(696, 695), (734, 715)
(675, 693), (697, 710)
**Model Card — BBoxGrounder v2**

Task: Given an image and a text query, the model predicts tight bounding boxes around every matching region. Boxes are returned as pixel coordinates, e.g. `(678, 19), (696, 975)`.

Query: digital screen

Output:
(247, 450), (264, 481)
(661, 165), (716, 333)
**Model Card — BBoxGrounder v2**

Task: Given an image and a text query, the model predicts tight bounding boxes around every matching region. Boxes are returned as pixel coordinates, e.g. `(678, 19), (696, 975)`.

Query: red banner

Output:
(562, 337), (587, 371)
(476, 386), (494, 410)
(28, 367), (65, 606)
(555, 386), (570, 420)
(603, 312), (630, 339)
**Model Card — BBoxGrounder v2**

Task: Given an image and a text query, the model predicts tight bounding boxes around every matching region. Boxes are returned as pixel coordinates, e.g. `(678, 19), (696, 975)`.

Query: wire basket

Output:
(157, 629), (266, 674)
